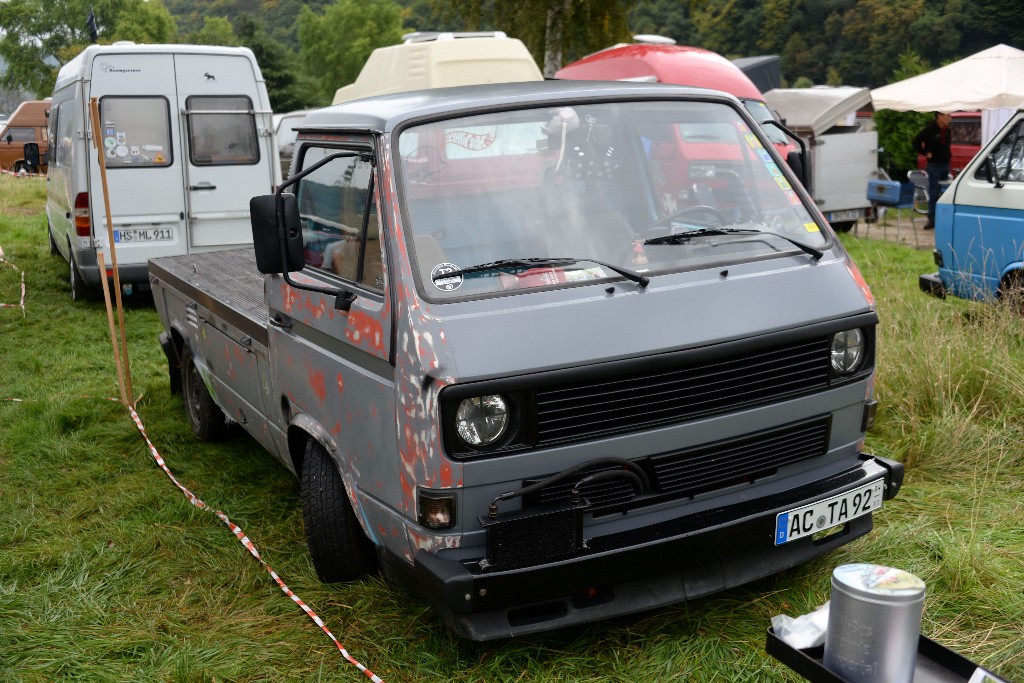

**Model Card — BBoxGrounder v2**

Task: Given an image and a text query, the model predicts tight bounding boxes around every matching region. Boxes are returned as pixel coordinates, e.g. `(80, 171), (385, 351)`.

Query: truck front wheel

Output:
(301, 438), (377, 582)
(180, 345), (229, 441)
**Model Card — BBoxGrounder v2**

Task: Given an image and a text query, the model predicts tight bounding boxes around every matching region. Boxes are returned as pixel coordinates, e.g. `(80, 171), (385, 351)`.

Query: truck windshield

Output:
(398, 100), (825, 300)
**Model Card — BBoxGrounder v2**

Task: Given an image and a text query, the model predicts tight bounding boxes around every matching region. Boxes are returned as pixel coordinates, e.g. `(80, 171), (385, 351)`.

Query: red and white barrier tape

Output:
(121, 402), (384, 682)
(1, 395), (383, 681)
(0, 245), (26, 314)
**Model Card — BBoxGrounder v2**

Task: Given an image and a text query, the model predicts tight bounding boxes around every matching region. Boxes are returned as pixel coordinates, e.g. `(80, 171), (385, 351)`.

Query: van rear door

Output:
(175, 53), (271, 251)
(89, 53), (186, 263)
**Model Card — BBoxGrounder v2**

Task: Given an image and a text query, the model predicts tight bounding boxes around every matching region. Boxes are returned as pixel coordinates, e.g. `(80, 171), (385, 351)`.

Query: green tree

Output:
(872, 49), (932, 178)
(0, 0), (177, 96)
(629, 0), (695, 43)
(192, 16), (240, 46)
(297, 0), (405, 103)
(236, 15), (318, 111)
(429, 0), (631, 77)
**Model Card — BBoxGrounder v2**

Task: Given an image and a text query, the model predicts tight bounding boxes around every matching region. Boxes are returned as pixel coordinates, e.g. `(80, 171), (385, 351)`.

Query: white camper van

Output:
(46, 42), (278, 300)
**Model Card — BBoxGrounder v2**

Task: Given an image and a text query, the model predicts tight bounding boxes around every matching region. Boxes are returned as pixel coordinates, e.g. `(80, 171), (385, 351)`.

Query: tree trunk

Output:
(543, 0), (572, 77)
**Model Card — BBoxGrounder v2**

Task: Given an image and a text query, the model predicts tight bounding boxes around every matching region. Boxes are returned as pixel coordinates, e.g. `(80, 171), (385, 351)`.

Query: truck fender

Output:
(286, 416), (377, 544)
(998, 263), (1024, 296)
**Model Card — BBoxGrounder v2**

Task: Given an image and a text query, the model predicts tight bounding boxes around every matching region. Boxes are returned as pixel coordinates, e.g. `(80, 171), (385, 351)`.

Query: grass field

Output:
(0, 174), (1021, 682)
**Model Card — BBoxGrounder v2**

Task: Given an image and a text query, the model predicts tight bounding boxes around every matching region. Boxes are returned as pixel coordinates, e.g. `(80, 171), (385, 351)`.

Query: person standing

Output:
(912, 112), (952, 229)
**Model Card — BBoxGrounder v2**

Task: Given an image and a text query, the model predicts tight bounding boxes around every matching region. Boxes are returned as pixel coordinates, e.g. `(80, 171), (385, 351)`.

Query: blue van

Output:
(920, 109), (1024, 301)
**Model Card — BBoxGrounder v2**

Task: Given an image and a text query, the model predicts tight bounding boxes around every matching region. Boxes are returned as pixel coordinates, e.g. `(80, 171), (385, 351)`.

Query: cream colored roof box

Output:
(331, 31), (543, 105)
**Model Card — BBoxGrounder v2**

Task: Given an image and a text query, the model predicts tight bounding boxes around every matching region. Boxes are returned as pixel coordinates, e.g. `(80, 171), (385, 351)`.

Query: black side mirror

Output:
(984, 154), (1004, 188)
(250, 193), (304, 274)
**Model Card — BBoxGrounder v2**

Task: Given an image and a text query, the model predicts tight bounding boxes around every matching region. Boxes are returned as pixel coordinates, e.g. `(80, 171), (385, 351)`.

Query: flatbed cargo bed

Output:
(148, 247), (269, 347)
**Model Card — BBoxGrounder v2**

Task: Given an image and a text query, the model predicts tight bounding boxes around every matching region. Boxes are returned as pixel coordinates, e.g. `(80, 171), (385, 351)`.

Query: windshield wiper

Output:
(644, 227), (824, 261)
(432, 257), (650, 288)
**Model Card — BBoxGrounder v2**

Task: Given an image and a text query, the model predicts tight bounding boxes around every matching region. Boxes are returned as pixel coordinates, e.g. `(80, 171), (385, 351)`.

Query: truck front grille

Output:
(522, 416), (831, 510)
(534, 337), (831, 445)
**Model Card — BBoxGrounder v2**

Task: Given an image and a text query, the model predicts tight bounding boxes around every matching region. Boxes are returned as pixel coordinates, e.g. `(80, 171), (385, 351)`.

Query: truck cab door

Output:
(174, 53), (274, 251)
(945, 116), (1024, 297)
(265, 140), (397, 475)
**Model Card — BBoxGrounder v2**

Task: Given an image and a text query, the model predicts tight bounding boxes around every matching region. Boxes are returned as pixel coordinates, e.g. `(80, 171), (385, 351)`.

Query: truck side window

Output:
(979, 120), (1024, 183)
(98, 96), (173, 168)
(2, 127), (35, 143)
(296, 147), (384, 291)
(186, 95), (259, 166)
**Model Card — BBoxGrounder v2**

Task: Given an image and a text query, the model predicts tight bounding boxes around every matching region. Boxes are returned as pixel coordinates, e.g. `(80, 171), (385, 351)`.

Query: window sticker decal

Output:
(431, 263), (463, 291)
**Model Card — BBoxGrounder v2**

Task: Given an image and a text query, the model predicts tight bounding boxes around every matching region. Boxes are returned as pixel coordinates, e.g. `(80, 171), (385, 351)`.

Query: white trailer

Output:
(45, 42), (279, 299)
(763, 86), (878, 232)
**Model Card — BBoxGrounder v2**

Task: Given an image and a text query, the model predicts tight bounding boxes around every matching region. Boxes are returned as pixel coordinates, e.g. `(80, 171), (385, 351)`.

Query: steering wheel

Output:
(644, 205), (729, 234)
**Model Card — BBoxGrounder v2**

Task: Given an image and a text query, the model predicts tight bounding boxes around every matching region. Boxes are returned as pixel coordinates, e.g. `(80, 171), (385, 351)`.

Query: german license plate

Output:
(827, 209), (862, 222)
(114, 228), (174, 243)
(774, 479), (884, 545)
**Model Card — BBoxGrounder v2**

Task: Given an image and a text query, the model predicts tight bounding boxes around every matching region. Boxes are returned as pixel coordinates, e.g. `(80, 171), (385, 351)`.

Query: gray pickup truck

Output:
(149, 80), (903, 641)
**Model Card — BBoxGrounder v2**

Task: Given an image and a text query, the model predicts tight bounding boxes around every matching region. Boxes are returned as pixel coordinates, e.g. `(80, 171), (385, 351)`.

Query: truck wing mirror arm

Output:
(761, 119), (807, 188)
(984, 154), (1004, 188)
(250, 150), (369, 309)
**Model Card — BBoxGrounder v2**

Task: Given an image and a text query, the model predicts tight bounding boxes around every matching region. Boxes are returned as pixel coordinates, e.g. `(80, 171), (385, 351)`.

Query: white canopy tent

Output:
(870, 44), (1024, 144)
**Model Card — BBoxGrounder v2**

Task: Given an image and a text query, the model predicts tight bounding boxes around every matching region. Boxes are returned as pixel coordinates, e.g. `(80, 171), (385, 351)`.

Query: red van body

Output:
(555, 43), (790, 152)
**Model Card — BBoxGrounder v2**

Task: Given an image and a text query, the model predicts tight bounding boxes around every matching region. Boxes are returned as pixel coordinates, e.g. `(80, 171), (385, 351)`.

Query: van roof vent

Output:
(403, 31), (508, 43)
(633, 34), (676, 45)
(111, 40), (137, 46)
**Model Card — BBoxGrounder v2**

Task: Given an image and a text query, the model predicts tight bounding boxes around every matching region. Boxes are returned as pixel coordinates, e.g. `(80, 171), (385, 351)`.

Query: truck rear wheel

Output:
(47, 220), (58, 256)
(180, 345), (229, 441)
(68, 250), (91, 301)
(831, 221), (855, 233)
(301, 438), (377, 582)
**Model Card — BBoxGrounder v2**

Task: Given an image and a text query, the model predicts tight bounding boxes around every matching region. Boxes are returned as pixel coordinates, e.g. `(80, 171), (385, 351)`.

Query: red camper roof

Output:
(555, 44), (764, 100)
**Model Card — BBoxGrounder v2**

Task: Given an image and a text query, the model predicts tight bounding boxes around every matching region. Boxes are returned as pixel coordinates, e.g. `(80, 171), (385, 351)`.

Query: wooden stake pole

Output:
(88, 97), (134, 405)
(97, 251), (128, 406)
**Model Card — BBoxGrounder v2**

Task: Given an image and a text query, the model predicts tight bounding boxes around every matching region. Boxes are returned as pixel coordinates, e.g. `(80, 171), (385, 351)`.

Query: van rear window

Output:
(186, 96), (259, 166)
(98, 97), (173, 168)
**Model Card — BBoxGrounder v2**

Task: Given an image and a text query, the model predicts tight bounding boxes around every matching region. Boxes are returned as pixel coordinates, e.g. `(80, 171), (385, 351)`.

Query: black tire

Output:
(68, 250), (91, 301)
(47, 220), (59, 256)
(180, 345), (229, 441)
(301, 438), (377, 582)
(831, 221), (856, 233)
(998, 272), (1024, 315)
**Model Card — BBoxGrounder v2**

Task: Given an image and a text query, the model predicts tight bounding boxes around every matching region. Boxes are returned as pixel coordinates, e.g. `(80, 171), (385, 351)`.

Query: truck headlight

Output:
(455, 395), (509, 446)
(831, 329), (865, 374)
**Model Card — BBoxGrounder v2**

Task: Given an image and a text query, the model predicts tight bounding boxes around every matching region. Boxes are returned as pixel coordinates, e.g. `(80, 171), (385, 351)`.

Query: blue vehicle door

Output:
(943, 114), (1024, 298)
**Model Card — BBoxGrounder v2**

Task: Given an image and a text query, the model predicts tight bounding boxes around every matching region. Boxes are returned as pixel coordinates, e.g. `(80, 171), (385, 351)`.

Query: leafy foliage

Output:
(296, 0), (406, 105)
(873, 49), (933, 178)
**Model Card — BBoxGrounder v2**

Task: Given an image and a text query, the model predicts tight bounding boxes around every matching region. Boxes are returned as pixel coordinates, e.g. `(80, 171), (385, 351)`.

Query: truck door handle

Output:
(189, 183), (216, 191)
(269, 314), (292, 330)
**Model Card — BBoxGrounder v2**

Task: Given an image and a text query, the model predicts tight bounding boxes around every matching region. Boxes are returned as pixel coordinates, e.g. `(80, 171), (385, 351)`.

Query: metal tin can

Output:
(823, 563), (926, 683)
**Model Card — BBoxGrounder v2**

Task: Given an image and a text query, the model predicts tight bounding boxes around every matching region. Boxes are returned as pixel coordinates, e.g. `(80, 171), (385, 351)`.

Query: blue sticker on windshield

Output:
(757, 149), (773, 163)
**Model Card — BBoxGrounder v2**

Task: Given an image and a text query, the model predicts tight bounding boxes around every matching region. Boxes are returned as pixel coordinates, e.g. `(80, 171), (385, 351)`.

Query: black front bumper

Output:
(404, 454), (904, 641)
(919, 272), (946, 298)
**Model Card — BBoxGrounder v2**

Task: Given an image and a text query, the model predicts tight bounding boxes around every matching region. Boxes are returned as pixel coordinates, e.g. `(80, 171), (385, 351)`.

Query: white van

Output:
(46, 42), (279, 299)
(331, 31), (543, 105)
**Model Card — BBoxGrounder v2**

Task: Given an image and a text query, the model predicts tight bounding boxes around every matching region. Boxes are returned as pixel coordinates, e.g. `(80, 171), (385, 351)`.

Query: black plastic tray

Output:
(766, 627), (1010, 682)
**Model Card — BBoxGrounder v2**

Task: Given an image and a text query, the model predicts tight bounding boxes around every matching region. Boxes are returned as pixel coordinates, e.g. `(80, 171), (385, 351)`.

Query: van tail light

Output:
(73, 192), (91, 237)
(844, 254), (875, 311)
